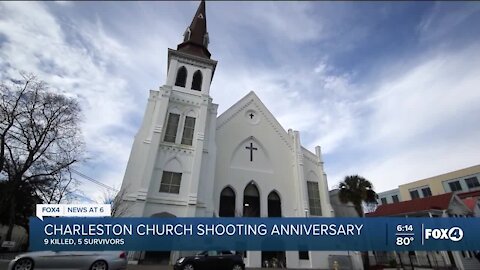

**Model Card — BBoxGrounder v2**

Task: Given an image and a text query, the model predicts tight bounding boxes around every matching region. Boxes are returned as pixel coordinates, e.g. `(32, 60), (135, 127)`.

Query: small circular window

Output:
(245, 109), (260, 125)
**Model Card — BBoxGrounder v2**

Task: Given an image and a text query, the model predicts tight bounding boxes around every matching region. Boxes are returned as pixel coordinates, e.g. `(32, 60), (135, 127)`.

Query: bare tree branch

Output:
(0, 73), (85, 241)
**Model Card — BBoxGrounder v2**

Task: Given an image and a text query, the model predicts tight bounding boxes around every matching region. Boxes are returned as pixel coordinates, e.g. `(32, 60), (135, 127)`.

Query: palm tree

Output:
(338, 175), (378, 217)
(338, 175), (378, 269)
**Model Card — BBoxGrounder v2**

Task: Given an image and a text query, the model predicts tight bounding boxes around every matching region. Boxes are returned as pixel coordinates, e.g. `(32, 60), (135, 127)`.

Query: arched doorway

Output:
(268, 191), (281, 217)
(142, 212), (176, 265)
(264, 191), (286, 267)
(219, 187), (236, 217)
(243, 182), (260, 217)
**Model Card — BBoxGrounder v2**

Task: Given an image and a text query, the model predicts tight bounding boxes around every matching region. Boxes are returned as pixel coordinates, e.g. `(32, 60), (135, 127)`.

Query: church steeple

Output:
(177, 0), (211, 59)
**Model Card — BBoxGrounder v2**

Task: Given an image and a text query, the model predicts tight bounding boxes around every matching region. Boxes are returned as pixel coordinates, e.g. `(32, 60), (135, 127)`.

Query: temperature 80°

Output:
(396, 236), (414, 246)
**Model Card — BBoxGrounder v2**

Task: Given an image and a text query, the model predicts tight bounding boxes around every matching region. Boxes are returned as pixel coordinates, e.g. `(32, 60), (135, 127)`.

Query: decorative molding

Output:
(136, 189), (148, 201)
(169, 94), (202, 107)
(150, 89), (160, 100)
(217, 98), (254, 129)
(178, 57), (212, 69)
(209, 103), (218, 114)
(188, 194), (198, 205)
(302, 147), (320, 166)
(146, 197), (189, 206)
(153, 125), (163, 133)
(159, 143), (195, 155)
(160, 87), (171, 98)
(168, 49), (217, 69)
(252, 101), (293, 151)
(217, 92), (293, 151)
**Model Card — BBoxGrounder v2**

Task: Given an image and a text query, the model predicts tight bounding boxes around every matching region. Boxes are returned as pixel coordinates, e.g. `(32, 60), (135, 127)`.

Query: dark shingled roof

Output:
(177, 0), (211, 59)
(367, 193), (454, 217)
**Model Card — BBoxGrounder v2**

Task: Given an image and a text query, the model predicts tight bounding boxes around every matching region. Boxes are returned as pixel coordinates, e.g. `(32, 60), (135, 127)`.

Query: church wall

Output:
(301, 149), (334, 217)
(145, 147), (195, 215)
(214, 100), (300, 218)
(120, 88), (171, 204)
(118, 1), (351, 265)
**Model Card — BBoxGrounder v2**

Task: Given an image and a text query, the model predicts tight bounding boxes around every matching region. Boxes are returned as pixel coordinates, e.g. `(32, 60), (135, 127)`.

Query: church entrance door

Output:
(243, 182), (260, 217)
(142, 251), (171, 265)
(141, 212), (175, 265)
(262, 251), (286, 268)
(263, 191), (285, 268)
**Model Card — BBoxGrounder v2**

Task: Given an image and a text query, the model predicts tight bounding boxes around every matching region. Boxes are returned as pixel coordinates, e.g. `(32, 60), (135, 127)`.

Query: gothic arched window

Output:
(191, 70), (202, 91)
(268, 191), (282, 217)
(175, 66), (187, 87)
(219, 187), (235, 217)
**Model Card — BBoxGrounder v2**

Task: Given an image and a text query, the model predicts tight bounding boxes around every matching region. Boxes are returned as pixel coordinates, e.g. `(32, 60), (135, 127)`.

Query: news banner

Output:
(31, 204), (480, 251)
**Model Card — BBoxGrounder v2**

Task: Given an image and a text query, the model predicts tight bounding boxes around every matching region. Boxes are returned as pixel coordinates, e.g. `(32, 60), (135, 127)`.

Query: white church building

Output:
(120, 1), (360, 269)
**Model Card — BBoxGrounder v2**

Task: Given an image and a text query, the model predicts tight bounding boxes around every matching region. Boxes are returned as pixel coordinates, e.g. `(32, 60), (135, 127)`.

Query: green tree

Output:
(338, 175), (378, 217)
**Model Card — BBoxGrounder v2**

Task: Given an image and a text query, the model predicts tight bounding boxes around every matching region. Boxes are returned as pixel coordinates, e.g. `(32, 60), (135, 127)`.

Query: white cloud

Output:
(417, 2), (480, 43)
(367, 44), (480, 147)
(327, 44), (480, 191)
(214, 2), (322, 43)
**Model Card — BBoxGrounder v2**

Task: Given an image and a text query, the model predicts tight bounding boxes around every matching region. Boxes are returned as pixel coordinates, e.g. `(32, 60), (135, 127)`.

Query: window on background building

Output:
(181, 116), (196, 145)
(299, 251), (309, 260)
(410, 190), (420, 199)
(465, 177), (480, 189)
(307, 181), (322, 216)
(392, 195), (399, 203)
(422, 187), (432, 197)
(159, 171), (182, 194)
(164, 113), (180, 143)
(448, 181), (462, 192)
(381, 197), (387, 205)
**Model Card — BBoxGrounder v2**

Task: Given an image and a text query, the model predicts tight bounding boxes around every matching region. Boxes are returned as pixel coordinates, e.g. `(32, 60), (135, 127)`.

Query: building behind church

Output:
(119, 1), (360, 269)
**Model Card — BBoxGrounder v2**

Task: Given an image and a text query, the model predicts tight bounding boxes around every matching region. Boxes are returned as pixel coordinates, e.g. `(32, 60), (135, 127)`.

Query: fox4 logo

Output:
(425, 227), (464, 242)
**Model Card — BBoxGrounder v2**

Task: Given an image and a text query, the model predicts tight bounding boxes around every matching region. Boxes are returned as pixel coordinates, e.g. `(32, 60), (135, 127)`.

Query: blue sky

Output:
(1, 1), (480, 201)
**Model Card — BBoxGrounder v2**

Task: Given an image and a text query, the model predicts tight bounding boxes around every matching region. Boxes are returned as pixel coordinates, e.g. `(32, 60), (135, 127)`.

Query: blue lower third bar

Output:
(29, 217), (480, 251)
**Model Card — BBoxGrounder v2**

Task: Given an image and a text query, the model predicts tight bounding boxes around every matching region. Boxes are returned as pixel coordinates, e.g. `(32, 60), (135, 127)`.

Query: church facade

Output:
(120, 1), (355, 269)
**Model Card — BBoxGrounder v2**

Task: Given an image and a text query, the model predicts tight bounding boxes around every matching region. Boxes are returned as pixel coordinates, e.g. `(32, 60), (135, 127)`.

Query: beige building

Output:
(398, 165), (480, 201)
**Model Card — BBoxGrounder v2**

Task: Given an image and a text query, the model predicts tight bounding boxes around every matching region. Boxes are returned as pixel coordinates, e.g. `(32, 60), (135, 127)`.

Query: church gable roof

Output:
(216, 91), (293, 151)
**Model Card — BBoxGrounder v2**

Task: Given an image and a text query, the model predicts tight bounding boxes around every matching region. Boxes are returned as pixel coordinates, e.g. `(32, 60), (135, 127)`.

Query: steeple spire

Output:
(177, 0), (211, 59)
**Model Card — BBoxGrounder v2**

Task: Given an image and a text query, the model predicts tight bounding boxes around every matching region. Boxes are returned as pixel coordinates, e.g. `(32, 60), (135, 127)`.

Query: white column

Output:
(166, 59), (178, 86)
(315, 146), (334, 217)
(185, 66), (194, 90)
(292, 131), (309, 217)
(185, 96), (210, 216)
(137, 89), (171, 206)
